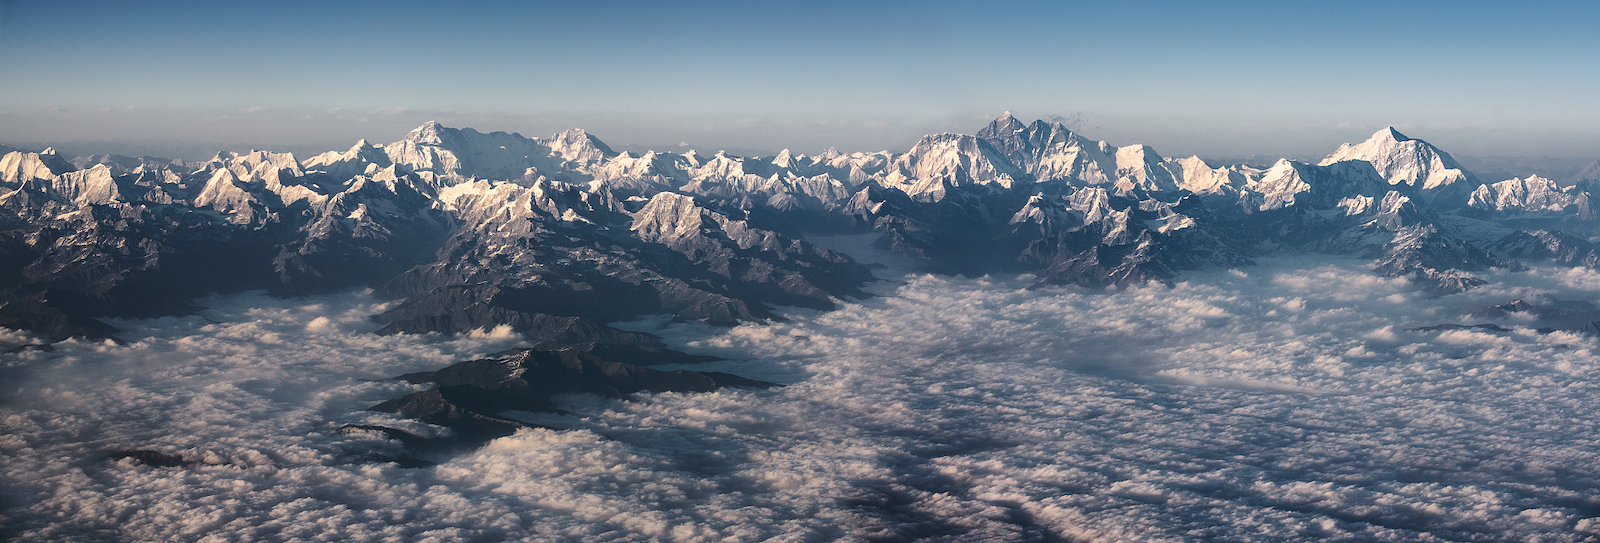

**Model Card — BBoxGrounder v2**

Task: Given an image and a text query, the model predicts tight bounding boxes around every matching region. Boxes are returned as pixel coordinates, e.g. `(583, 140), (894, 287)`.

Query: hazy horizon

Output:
(5, 115), (1599, 181)
(3, 1), (1599, 161)
(10, 3), (1600, 539)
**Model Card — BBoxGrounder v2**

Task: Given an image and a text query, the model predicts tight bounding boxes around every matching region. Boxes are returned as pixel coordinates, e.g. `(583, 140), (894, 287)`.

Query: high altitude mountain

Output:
(1, 115), (1595, 344)
(1320, 127), (1476, 201)
(9, 115), (1599, 454)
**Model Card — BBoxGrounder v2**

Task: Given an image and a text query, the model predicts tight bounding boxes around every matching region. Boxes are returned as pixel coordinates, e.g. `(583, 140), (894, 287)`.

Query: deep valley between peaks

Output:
(6, 114), (1600, 458)
(11, 114), (1600, 541)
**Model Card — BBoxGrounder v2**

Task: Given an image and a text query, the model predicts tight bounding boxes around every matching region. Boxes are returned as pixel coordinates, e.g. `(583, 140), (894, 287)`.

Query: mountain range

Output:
(4, 114), (1599, 345)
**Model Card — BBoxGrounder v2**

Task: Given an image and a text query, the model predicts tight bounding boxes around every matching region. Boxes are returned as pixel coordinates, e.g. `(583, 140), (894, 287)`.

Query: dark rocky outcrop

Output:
(1467, 298), (1600, 329)
(1412, 297), (1600, 336)
(0, 290), (123, 342)
(367, 342), (767, 448)
(1487, 230), (1600, 268)
(0, 143), (877, 345)
(370, 285), (665, 344)
(9, 117), (1600, 343)
(108, 449), (196, 467)
(1370, 225), (1521, 294)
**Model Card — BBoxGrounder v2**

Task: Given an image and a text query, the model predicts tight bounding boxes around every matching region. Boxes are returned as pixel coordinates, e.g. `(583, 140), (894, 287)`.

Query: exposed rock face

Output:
(1487, 230), (1600, 268)
(815, 122), (1562, 293)
(1021, 191), (1249, 289)
(16, 117), (1600, 465)
(374, 182), (872, 330)
(0, 290), (127, 342)
(976, 113), (1203, 193)
(5, 118), (1599, 342)
(0, 164), (276, 339)
(1371, 225), (1522, 294)
(0, 131), (876, 342)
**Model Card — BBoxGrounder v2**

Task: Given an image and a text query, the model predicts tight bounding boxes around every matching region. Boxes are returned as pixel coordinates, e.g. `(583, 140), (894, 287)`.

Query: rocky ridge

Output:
(10, 115), (1600, 458)
(366, 342), (769, 453)
(3, 115), (1597, 344)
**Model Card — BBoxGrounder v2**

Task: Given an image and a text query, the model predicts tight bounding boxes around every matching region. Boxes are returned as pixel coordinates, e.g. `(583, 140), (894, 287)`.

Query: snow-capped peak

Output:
(404, 121), (449, 145)
(0, 148), (75, 184)
(548, 128), (614, 167)
(1319, 126), (1473, 196)
(977, 112), (1027, 140)
(1375, 127), (1410, 143)
(1467, 174), (1590, 215)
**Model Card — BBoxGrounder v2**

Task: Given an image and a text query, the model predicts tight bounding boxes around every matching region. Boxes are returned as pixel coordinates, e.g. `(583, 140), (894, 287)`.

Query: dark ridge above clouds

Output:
(5, 115), (1600, 348)
(370, 341), (772, 448)
(7, 257), (1600, 541)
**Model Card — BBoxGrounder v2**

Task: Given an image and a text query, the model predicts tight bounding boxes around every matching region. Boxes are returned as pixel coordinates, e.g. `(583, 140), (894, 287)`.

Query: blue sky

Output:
(2, 0), (1597, 159)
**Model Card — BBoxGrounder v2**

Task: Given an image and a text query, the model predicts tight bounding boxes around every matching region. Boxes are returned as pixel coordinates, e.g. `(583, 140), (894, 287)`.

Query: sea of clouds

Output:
(4, 247), (1600, 542)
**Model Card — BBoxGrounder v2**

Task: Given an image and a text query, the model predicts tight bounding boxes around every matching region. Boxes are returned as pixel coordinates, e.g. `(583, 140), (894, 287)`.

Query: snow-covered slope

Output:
(0, 148), (75, 186)
(1247, 159), (1391, 211)
(1467, 175), (1592, 218)
(1163, 155), (1252, 196)
(881, 133), (1025, 201)
(2, 114), (1593, 342)
(1320, 127), (1475, 199)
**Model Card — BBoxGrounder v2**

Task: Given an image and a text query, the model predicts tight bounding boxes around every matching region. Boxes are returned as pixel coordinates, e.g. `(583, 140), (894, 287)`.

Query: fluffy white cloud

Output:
(4, 257), (1600, 541)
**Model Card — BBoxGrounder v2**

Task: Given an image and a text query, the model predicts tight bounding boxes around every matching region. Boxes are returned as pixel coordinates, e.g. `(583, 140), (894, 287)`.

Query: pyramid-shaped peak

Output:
(409, 120), (446, 134)
(552, 128), (615, 153)
(1373, 127), (1411, 143)
(551, 128), (590, 144)
(1321, 125), (1471, 193)
(978, 112), (1027, 139)
(402, 121), (459, 146)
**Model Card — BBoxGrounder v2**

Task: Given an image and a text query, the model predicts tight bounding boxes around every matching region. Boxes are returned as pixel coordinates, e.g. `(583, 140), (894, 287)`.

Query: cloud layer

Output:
(5, 258), (1600, 541)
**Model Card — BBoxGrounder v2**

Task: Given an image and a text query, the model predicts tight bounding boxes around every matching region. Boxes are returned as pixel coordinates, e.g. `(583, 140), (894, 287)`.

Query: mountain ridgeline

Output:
(4, 114), (1600, 342)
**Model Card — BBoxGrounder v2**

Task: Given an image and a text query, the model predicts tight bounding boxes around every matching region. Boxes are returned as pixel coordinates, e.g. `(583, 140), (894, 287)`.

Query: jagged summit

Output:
(404, 120), (449, 144)
(0, 147), (76, 184)
(978, 112), (1027, 140)
(1321, 126), (1473, 197)
(1, 114), (1594, 343)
